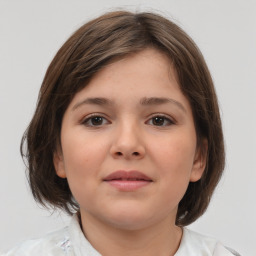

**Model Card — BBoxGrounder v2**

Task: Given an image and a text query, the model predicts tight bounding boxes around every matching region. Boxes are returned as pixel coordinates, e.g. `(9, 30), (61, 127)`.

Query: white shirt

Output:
(1, 215), (239, 256)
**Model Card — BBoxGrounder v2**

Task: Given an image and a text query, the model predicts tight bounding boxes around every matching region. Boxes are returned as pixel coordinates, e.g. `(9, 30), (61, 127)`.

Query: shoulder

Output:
(1, 227), (74, 256)
(1, 214), (100, 256)
(175, 228), (240, 256)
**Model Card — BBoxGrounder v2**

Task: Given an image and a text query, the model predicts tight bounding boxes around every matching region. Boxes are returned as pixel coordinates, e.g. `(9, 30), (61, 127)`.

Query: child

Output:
(3, 11), (240, 256)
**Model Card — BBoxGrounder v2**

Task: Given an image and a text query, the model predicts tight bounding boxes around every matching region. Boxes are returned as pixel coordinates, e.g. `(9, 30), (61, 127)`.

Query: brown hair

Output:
(21, 10), (225, 226)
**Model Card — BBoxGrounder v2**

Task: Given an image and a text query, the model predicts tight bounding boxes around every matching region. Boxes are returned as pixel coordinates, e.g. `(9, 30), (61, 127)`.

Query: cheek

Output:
(61, 144), (101, 205)
(148, 131), (197, 199)
(60, 132), (108, 194)
(151, 135), (196, 171)
(151, 136), (196, 207)
(61, 129), (108, 170)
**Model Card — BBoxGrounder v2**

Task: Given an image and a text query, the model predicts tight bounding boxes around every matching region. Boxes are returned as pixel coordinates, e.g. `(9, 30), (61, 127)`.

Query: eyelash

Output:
(81, 114), (110, 127)
(81, 114), (175, 127)
(146, 114), (175, 127)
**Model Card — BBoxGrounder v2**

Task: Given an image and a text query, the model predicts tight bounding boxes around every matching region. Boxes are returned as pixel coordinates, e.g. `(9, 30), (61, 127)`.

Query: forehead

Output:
(78, 49), (179, 95)
(66, 49), (192, 115)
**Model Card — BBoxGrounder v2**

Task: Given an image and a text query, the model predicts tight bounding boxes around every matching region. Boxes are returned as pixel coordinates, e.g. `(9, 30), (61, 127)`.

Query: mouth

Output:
(103, 170), (153, 191)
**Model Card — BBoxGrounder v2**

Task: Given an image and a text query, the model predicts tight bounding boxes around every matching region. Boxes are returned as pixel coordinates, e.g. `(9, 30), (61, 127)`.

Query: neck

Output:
(79, 211), (183, 256)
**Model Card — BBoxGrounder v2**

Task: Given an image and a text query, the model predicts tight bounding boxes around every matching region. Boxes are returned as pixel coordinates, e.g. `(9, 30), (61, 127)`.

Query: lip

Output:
(103, 170), (153, 191)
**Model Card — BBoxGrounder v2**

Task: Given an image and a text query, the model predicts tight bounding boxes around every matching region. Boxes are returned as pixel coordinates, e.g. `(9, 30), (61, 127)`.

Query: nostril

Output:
(113, 151), (142, 158)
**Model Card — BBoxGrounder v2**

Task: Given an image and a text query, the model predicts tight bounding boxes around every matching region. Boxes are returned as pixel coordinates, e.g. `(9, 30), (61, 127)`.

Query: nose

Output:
(110, 122), (146, 160)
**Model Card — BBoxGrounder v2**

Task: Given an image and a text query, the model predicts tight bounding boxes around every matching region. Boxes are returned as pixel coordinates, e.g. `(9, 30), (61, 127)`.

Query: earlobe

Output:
(53, 151), (67, 178)
(190, 139), (208, 182)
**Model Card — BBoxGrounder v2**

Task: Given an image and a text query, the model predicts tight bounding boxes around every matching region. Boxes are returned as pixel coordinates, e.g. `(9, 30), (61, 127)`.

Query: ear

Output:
(53, 149), (67, 178)
(190, 138), (208, 182)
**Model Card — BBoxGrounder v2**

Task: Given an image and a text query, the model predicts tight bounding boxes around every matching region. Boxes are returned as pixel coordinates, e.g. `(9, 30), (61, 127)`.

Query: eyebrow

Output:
(72, 97), (113, 111)
(72, 96), (186, 113)
(140, 97), (186, 112)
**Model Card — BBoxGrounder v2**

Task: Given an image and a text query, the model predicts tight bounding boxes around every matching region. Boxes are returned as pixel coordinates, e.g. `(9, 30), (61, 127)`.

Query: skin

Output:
(54, 48), (207, 256)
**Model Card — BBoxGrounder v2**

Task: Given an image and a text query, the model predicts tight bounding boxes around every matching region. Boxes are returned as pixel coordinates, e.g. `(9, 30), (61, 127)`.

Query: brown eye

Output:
(152, 117), (165, 126)
(91, 117), (103, 125)
(147, 115), (174, 126)
(82, 115), (109, 127)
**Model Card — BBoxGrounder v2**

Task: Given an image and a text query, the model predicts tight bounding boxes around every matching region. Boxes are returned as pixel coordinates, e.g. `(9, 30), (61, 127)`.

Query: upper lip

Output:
(103, 170), (152, 181)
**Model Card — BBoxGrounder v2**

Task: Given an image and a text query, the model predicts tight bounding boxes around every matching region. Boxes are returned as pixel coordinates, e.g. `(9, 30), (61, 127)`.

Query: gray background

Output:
(0, 0), (255, 255)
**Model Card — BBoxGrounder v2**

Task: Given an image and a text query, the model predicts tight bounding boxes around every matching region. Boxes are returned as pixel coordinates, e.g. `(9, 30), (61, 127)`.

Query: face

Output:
(54, 48), (206, 231)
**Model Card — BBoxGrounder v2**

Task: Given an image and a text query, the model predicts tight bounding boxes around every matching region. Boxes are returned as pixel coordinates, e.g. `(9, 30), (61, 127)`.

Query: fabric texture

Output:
(1, 215), (239, 256)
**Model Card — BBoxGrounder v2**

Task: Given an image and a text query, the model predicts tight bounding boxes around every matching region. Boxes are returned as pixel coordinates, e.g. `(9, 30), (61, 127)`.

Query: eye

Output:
(82, 115), (109, 127)
(147, 115), (174, 126)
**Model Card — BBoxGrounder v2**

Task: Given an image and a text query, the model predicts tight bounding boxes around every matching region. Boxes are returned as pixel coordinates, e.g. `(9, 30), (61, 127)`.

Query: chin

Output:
(107, 217), (152, 231)
(101, 207), (158, 231)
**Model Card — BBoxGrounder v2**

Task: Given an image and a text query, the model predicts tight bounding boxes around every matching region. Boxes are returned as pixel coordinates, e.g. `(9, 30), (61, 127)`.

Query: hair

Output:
(21, 10), (225, 226)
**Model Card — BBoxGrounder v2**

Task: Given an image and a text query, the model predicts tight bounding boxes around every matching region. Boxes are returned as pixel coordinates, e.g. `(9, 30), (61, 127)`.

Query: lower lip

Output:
(105, 180), (151, 191)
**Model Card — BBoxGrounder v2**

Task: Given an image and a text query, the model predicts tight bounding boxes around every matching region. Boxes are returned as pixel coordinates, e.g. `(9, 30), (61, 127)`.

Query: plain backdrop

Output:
(0, 0), (255, 255)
